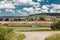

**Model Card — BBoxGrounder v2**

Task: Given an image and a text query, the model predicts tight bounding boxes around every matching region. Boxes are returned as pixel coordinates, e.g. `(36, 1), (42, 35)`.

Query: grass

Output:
(8, 23), (31, 27)
(14, 27), (52, 32)
(32, 23), (51, 27)
(0, 23), (51, 27)
(0, 27), (15, 40)
(0, 27), (26, 40)
(17, 34), (25, 40)
(45, 33), (60, 40)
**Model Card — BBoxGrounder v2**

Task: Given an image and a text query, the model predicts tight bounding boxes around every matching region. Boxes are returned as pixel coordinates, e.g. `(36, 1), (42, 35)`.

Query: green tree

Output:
(51, 21), (60, 30)
(39, 17), (45, 21)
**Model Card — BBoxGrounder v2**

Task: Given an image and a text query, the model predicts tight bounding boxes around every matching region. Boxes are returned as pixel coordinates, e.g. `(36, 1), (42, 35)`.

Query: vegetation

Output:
(3, 23), (51, 27)
(17, 27), (51, 32)
(51, 21), (60, 30)
(0, 27), (15, 40)
(32, 23), (50, 27)
(39, 17), (45, 21)
(17, 34), (25, 40)
(45, 34), (60, 40)
(8, 23), (31, 27)
(0, 27), (25, 40)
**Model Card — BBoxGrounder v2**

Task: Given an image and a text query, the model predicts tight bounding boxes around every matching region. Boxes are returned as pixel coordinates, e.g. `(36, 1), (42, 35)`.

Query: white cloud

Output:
(57, 10), (60, 13)
(42, 5), (49, 10)
(41, 9), (48, 13)
(18, 10), (21, 13)
(51, 4), (60, 9)
(0, 1), (15, 9)
(28, 2), (36, 6)
(50, 9), (57, 13)
(19, 11), (28, 16)
(23, 7), (34, 14)
(5, 9), (15, 13)
(23, 7), (34, 11)
(33, 2), (40, 7)
(34, 7), (42, 13)
(14, 0), (32, 5)
(35, 7), (41, 10)
(50, 4), (60, 13)
(37, 0), (44, 2)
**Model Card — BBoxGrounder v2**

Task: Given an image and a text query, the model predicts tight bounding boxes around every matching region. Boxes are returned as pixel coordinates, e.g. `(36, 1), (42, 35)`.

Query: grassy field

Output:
(45, 33), (60, 40)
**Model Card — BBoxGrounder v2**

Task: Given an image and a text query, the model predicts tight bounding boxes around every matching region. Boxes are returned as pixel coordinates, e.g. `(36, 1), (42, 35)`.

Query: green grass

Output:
(0, 27), (15, 40)
(15, 27), (52, 32)
(0, 27), (26, 40)
(0, 23), (51, 27)
(17, 34), (25, 40)
(32, 23), (51, 27)
(8, 23), (31, 27)
(45, 34), (60, 40)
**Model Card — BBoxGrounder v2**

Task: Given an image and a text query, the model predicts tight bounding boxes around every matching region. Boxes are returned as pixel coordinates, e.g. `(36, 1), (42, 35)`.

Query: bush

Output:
(51, 21), (60, 30)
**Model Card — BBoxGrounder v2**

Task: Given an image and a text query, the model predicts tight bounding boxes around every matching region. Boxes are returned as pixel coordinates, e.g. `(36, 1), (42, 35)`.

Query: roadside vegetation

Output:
(0, 20), (60, 32)
(10, 27), (51, 32)
(45, 33), (60, 40)
(0, 27), (25, 40)
(17, 34), (25, 40)
(0, 27), (15, 40)
(51, 21), (60, 30)
(0, 23), (51, 27)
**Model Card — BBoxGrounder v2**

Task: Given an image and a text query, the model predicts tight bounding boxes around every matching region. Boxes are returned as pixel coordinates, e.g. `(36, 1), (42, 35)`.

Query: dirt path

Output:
(21, 31), (60, 40)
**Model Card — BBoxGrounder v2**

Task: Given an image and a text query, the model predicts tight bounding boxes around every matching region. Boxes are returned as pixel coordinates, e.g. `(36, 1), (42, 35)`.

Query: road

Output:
(20, 31), (60, 40)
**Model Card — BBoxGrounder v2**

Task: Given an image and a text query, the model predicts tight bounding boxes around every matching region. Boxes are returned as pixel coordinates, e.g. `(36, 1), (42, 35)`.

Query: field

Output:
(0, 21), (52, 32)
(0, 21), (60, 40)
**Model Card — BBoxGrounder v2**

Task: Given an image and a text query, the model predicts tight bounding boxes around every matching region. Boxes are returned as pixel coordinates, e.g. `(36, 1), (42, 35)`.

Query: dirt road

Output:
(21, 31), (60, 40)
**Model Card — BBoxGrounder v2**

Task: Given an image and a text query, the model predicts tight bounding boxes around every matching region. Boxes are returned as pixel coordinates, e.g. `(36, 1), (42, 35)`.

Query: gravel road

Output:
(21, 31), (60, 40)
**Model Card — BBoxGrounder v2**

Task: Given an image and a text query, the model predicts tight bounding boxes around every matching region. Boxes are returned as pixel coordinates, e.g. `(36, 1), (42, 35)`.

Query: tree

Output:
(0, 18), (3, 21)
(5, 18), (9, 21)
(39, 17), (45, 21)
(51, 21), (60, 30)
(29, 18), (34, 21)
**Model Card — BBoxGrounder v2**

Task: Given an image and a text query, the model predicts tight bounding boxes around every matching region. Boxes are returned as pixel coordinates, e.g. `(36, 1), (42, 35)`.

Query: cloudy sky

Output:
(0, 0), (60, 16)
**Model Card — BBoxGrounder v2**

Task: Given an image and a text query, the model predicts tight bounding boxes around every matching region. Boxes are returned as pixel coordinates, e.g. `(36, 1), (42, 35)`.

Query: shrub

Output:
(51, 21), (60, 30)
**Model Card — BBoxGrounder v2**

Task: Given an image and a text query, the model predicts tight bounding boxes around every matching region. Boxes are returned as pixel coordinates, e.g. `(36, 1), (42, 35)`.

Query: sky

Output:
(0, 0), (60, 16)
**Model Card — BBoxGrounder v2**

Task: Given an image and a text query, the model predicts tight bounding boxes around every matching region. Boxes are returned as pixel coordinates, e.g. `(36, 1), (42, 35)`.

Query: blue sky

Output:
(0, 0), (60, 16)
